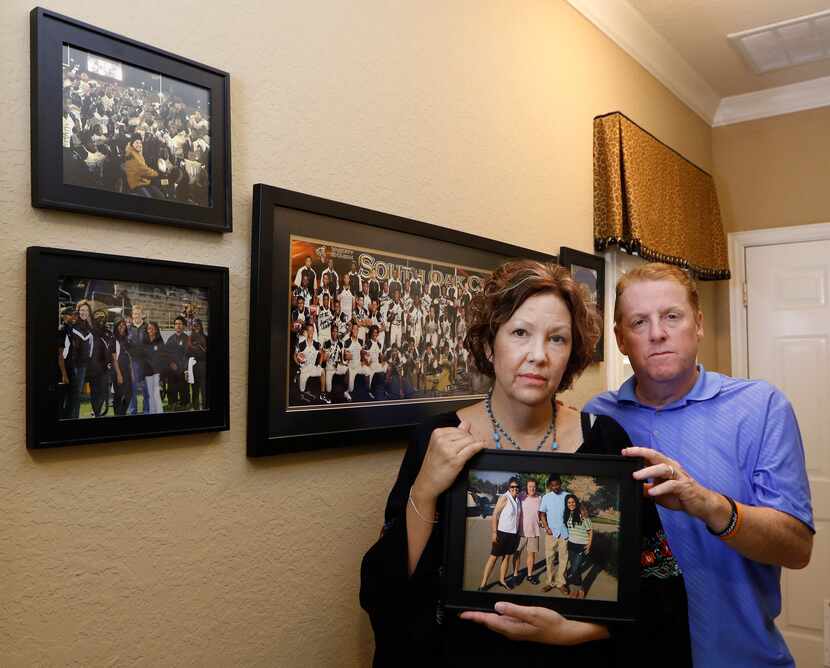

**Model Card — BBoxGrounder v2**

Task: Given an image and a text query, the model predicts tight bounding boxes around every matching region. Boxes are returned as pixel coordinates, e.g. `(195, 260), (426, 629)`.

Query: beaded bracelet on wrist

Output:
(706, 494), (741, 539)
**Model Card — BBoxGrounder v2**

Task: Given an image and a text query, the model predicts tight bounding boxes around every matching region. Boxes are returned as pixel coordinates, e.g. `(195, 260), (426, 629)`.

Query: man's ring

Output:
(666, 465), (676, 480)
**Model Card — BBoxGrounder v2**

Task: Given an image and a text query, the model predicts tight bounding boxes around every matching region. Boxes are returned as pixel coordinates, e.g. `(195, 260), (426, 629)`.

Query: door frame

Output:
(728, 222), (830, 377)
(603, 249), (645, 391)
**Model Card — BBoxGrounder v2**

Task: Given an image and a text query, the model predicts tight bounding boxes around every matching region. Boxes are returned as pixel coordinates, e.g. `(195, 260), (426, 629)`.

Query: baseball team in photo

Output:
(288, 238), (491, 408)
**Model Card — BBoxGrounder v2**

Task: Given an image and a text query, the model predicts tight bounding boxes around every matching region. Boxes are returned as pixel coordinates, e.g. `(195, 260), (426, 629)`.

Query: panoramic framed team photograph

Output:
(30, 7), (232, 232)
(558, 247), (606, 361)
(443, 450), (642, 624)
(26, 246), (230, 449)
(247, 185), (555, 456)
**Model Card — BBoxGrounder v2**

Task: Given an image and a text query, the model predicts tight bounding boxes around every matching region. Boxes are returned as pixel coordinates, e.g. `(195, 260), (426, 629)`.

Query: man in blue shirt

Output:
(585, 262), (814, 668)
(538, 474), (570, 594)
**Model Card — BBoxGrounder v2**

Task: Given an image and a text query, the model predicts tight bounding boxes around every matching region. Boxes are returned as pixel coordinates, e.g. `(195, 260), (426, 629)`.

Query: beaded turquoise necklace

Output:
(484, 389), (558, 450)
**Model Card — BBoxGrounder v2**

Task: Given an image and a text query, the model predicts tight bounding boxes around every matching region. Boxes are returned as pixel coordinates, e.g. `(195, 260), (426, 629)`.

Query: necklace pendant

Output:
(492, 431), (501, 448)
(550, 440), (558, 450)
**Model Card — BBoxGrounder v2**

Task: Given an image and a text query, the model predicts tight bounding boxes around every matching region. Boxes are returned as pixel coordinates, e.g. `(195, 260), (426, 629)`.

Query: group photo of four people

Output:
(476, 473), (604, 600)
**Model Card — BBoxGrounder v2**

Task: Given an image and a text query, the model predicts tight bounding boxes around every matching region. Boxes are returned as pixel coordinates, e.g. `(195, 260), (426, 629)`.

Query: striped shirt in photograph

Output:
(566, 516), (592, 544)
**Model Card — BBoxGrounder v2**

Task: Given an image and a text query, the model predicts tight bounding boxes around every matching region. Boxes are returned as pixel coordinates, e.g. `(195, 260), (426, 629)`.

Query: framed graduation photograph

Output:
(558, 247), (605, 361)
(26, 246), (230, 449)
(247, 185), (555, 456)
(443, 450), (642, 624)
(30, 7), (232, 232)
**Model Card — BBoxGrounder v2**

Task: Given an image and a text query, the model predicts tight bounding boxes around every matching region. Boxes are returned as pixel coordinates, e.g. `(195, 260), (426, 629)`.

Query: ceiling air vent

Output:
(728, 9), (830, 74)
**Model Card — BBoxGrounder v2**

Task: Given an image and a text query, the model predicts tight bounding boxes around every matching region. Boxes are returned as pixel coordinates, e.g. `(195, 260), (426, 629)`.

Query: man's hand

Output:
(622, 446), (813, 569)
(460, 601), (608, 645)
(622, 446), (729, 527)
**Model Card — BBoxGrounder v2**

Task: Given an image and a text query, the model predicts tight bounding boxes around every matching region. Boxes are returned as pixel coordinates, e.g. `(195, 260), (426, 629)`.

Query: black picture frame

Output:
(26, 246), (230, 449)
(443, 450), (642, 624)
(247, 185), (556, 457)
(559, 247), (605, 361)
(30, 7), (232, 232)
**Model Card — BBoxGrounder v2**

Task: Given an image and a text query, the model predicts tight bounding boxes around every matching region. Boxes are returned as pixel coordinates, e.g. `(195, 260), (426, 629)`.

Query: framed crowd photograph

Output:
(247, 185), (555, 456)
(558, 247), (605, 361)
(443, 450), (642, 624)
(26, 246), (230, 449)
(30, 7), (232, 232)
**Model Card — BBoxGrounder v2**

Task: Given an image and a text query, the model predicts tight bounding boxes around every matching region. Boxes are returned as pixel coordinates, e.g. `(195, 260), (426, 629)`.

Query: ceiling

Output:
(627, 0), (830, 96)
(568, 0), (830, 125)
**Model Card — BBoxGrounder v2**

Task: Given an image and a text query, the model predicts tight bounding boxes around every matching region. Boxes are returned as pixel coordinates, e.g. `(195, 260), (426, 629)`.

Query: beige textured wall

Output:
(711, 107), (830, 372)
(1, 1), (711, 665)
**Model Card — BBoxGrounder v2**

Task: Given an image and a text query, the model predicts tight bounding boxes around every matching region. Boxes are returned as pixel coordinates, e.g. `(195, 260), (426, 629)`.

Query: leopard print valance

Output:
(593, 112), (730, 280)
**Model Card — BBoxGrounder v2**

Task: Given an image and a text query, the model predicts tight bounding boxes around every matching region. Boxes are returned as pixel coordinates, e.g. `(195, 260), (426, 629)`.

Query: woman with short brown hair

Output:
(361, 256), (692, 665)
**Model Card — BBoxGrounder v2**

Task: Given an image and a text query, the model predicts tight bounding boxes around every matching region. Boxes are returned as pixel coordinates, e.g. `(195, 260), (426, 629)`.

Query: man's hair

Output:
(464, 259), (600, 392)
(174, 316), (186, 325)
(548, 474), (561, 487)
(614, 262), (700, 324)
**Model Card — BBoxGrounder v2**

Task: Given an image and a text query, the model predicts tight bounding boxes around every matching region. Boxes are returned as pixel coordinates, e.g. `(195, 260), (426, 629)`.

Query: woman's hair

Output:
(368, 324), (379, 339)
(464, 259), (600, 392)
(75, 300), (92, 329)
(563, 494), (583, 526)
(147, 321), (161, 342)
(114, 319), (129, 340)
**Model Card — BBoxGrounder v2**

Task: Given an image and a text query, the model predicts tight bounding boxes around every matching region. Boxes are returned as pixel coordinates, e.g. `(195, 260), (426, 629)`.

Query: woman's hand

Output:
(411, 420), (485, 502)
(491, 530), (498, 545)
(460, 601), (608, 645)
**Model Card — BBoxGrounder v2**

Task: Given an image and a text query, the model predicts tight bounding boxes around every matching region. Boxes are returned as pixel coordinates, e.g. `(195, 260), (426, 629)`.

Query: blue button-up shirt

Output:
(538, 490), (568, 539)
(586, 366), (814, 668)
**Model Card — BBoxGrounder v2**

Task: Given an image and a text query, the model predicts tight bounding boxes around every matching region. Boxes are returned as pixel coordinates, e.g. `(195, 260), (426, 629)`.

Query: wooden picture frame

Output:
(27, 246), (230, 448)
(443, 449), (642, 624)
(559, 247), (606, 361)
(247, 185), (556, 457)
(30, 7), (232, 232)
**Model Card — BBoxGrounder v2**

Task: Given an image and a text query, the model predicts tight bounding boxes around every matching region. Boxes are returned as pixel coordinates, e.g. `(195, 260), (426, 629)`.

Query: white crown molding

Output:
(566, 0), (721, 125)
(567, 0), (830, 128)
(713, 76), (830, 126)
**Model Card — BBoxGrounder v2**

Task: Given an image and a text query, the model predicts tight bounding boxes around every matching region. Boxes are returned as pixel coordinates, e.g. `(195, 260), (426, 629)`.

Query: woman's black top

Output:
(65, 322), (94, 371)
(188, 334), (207, 363)
(139, 339), (166, 376)
(359, 411), (691, 667)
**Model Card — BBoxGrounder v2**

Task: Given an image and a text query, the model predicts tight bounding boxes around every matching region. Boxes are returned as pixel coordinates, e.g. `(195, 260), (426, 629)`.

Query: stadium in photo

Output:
(61, 44), (211, 207)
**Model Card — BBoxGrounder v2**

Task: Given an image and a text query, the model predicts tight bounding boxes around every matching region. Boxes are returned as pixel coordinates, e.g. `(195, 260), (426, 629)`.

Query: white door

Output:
(745, 240), (830, 667)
